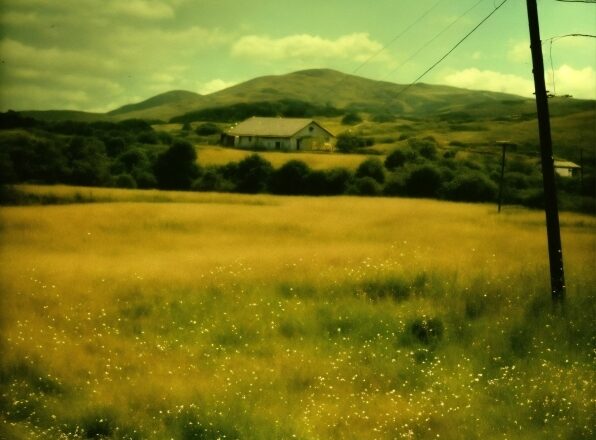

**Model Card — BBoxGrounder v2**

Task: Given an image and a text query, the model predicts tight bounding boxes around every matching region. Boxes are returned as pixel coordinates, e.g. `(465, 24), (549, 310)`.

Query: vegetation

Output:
(1, 186), (594, 439)
(170, 99), (342, 124)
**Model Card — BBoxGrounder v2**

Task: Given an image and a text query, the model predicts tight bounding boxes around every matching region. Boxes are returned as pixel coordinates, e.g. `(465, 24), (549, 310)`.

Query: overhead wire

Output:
(382, 0), (487, 81)
(391, 0), (510, 100)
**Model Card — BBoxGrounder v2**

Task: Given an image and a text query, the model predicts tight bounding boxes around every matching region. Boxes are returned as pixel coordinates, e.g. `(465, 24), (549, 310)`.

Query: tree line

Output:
(0, 111), (592, 211)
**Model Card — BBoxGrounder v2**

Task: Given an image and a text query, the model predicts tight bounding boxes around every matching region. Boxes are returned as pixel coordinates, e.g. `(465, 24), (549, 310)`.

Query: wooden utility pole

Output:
(496, 141), (513, 213)
(526, 0), (566, 303)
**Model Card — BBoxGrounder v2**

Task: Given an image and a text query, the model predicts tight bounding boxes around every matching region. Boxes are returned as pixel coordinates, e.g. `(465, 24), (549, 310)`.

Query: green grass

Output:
(0, 186), (594, 439)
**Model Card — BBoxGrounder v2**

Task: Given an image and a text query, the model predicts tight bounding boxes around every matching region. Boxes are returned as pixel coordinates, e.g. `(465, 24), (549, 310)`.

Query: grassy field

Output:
(197, 146), (371, 170)
(1, 185), (594, 439)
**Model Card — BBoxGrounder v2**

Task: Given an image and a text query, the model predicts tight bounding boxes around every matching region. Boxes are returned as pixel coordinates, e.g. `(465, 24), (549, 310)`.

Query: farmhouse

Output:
(222, 117), (335, 151)
(554, 160), (581, 178)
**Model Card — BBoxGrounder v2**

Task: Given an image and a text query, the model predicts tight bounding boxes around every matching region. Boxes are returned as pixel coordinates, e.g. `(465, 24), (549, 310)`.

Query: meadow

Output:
(0, 185), (594, 439)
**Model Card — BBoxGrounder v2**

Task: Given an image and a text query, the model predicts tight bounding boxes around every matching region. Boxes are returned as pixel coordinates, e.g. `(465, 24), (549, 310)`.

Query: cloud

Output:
(108, 0), (175, 20)
(443, 68), (534, 97)
(231, 33), (385, 63)
(443, 66), (596, 99)
(508, 41), (530, 63)
(199, 79), (237, 95)
(549, 64), (596, 99)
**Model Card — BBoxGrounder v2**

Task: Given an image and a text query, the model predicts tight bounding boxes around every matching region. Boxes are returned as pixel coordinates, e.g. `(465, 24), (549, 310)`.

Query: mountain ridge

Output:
(16, 68), (595, 123)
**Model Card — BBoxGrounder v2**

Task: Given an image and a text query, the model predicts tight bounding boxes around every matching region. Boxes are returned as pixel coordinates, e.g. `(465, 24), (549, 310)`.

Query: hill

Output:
(107, 90), (204, 120)
(13, 69), (595, 125)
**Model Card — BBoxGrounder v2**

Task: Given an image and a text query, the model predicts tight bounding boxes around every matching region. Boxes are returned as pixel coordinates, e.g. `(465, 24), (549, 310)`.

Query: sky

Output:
(0, 0), (594, 112)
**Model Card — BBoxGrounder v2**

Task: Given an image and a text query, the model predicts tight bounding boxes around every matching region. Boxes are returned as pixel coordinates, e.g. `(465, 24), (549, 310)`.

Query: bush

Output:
(356, 158), (385, 183)
(383, 174), (406, 196)
(347, 176), (382, 196)
(405, 165), (443, 198)
(154, 140), (200, 190)
(195, 123), (221, 136)
(408, 137), (438, 159)
(114, 173), (137, 189)
(324, 168), (353, 195)
(384, 149), (408, 170)
(235, 154), (273, 193)
(192, 167), (232, 192)
(335, 133), (369, 153)
(270, 160), (311, 195)
(341, 112), (362, 125)
(444, 172), (497, 202)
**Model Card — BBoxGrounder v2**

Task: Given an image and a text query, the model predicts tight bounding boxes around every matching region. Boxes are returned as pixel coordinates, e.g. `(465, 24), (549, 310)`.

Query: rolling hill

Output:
(15, 68), (595, 124)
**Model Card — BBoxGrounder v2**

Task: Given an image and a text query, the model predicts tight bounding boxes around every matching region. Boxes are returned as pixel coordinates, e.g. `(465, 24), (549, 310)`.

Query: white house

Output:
(223, 117), (335, 151)
(554, 160), (581, 178)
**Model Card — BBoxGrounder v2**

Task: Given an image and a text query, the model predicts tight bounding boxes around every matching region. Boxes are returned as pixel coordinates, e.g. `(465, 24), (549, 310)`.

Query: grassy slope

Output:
(1, 186), (594, 439)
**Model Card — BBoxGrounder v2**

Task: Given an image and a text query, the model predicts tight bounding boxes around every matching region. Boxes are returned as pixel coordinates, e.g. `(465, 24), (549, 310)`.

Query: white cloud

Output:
(550, 64), (596, 99)
(199, 79), (237, 95)
(443, 66), (596, 99)
(108, 0), (175, 20)
(443, 68), (534, 97)
(231, 33), (385, 63)
(508, 41), (530, 63)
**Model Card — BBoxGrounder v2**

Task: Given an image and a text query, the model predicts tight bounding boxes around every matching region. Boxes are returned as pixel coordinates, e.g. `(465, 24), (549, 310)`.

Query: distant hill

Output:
(19, 110), (110, 122)
(108, 90), (204, 120)
(13, 68), (595, 123)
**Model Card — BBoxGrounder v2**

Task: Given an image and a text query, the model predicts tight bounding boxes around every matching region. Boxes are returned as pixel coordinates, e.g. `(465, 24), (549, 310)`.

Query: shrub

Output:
(347, 176), (382, 196)
(444, 172), (497, 202)
(324, 167), (353, 195)
(154, 140), (200, 190)
(235, 154), (273, 193)
(356, 158), (385, 183)
(405, 165), (443, 198)
(335, 133), (369, 153)
(384, 149), (408, 170)
(383, 173), (406, 196)
(341, 112), (362, 125)
(270, 160), (311, 195)
(195, 122), (221, 136)
(114, 173), (137, 189)
(192, 167), (232, 192)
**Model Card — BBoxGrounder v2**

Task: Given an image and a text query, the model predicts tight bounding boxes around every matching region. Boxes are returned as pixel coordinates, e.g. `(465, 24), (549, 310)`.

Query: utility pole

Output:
(526, 0), (566, 303)
(496, 141), (513, 213)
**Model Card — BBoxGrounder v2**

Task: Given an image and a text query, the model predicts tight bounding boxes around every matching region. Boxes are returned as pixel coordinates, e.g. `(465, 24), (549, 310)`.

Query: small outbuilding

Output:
(554, 160), (581, 178)
(222, 117), (335, 151)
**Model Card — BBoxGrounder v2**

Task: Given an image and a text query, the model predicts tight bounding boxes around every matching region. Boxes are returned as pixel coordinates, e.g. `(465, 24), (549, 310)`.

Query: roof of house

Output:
(554, 160), (581, 169)
(226, 117), (334, 138)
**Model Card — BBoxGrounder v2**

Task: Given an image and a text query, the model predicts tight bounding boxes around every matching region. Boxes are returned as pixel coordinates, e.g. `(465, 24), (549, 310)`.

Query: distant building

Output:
(554, 160), (581, 178)
(222, 117), (335, 151)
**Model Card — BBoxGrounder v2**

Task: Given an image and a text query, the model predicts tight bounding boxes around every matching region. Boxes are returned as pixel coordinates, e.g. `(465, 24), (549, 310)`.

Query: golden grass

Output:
(1, 186), (594, 439)
(197, 145), (372, 170)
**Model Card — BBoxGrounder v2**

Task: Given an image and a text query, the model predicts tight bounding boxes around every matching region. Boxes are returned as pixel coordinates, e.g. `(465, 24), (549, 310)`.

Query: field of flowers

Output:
(1, 185), (594, 439)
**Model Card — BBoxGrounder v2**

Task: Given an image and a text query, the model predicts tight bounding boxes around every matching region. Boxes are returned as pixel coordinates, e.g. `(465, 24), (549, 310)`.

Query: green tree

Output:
(154, 140), (200, 190)
(405, 165), (443, 198)
(235, 154), (273, 193)
(270, 160), (311, 195)
(356, 158), (385, 183)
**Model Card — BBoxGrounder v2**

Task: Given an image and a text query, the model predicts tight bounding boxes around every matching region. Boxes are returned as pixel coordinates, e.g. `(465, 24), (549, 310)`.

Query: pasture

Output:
(1, 185), (594, 439)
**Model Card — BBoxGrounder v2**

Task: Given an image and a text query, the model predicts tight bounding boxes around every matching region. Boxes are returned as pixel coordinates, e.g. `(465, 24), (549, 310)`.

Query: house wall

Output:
(231, 122), (334, 151)
(294, 123), (333, 151)
(234, 136), (292, 149)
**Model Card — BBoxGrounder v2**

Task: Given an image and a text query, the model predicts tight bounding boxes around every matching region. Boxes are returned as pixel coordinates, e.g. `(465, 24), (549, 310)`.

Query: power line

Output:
(554, 0), (596, 3)
(541, 34), (595, 96)
(383, 0), (486, 81)
(351, 0), (445, 76)
(393, 0), (510, 99)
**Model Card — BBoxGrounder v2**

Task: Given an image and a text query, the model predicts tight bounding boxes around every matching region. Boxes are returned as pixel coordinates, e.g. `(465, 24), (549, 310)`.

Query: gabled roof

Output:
(227, 117), (334, 138)
(554, 160), (581, 169)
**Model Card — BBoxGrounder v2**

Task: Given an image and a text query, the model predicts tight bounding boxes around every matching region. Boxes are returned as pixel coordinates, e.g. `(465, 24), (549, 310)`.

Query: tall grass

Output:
(1, 186), (594, 439)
